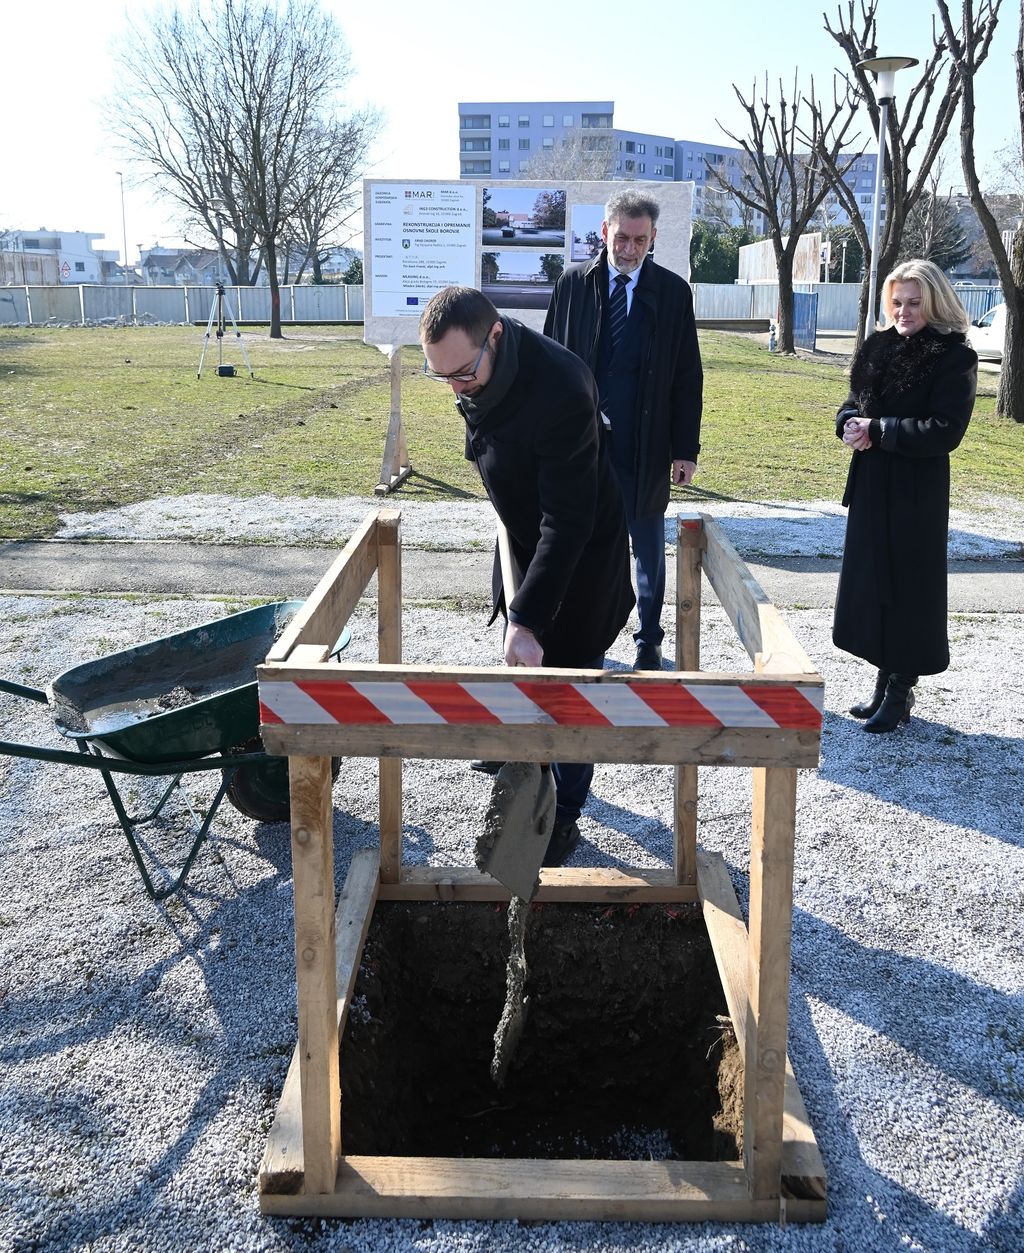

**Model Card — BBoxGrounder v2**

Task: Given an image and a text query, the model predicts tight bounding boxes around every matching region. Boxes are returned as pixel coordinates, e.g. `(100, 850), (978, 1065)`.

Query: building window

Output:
(498, 137), (510, 150)
(519, 138), (530, 150)
(664, 163), (673, 177)
(625, 159), (635, 172)
(518, 114), (530, 127)
(581, 112), (612, 128)
(498, 114), (510, 127)
(637, 143), (646, 154)
(519, 159), (529, 171)
(499, 160), (510, 173)
(563, 113), (574, 126)
(460, 113), (490, 129)
(654, 165), (662, 176)
(542, 114), (554, 126)
(461, 159), (491, 174)
(665, 145), (674, 157)
(75, 261), (86, 271)
(638, 162), (646, 173)
(461, 138), (490, 151)
(543, 136), (554, 148)
(24, 239), (40, 249)
(625, 140), (635, 153)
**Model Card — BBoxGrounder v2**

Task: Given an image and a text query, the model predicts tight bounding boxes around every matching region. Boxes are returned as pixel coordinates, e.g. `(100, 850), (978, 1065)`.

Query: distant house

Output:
(1, 228), (112, 283)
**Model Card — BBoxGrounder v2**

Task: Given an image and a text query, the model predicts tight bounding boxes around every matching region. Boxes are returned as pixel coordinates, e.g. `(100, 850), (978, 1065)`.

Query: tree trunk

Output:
(775, 253), (796, 355)
(996, 287), (1024, 422)
(266, 238), (283, 339)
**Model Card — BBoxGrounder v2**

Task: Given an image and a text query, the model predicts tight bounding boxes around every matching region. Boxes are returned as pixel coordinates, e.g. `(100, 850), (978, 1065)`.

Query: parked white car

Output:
(967, 302), (1006, 362)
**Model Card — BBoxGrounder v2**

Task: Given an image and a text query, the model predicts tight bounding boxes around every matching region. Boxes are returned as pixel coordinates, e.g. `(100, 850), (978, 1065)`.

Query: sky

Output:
(2, 0), (1018, 264)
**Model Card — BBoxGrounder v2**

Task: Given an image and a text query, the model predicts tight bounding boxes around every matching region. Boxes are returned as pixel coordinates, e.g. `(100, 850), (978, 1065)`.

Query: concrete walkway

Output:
(1, 539), (1020, 613)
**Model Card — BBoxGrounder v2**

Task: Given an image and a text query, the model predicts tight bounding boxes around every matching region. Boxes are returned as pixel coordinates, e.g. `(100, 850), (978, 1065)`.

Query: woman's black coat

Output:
(832, 325), (978, 676)
(461, 322), (634, 667)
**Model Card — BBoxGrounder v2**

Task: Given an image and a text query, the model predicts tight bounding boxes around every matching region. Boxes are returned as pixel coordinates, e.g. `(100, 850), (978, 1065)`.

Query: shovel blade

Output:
(475, 761), (555, 900)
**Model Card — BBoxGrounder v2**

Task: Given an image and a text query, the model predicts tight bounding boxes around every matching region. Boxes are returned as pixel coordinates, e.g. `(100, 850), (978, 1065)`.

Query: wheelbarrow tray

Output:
(48, 600), (304, 766)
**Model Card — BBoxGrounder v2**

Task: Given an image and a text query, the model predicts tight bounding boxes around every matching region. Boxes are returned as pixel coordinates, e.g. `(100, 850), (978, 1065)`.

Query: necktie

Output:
(609, 272), (629, 351)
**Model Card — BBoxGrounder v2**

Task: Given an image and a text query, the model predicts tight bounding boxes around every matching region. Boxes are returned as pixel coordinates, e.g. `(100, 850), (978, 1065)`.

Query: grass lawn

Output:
(0, 323), (1014, 539)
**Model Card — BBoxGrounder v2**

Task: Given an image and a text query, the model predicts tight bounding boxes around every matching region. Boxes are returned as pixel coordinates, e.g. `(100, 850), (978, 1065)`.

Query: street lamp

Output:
(857, 55), (918, 337)
(116, 171), (129, 288)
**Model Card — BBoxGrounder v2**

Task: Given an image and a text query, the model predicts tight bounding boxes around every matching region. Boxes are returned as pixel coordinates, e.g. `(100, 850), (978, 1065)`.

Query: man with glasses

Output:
(544, 190), (704, 672)
(419, 285), (634, 867)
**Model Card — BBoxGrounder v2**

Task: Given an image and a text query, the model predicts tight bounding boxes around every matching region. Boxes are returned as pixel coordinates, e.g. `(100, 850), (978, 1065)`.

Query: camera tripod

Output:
(197, 281), (254, 379)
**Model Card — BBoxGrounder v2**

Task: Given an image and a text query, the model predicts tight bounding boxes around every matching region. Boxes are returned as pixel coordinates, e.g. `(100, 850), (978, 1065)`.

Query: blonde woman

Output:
(833, 259), (978, 733)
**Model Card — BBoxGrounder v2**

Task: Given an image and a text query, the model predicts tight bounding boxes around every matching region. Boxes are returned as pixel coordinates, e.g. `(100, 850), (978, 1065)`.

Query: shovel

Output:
(475, 761), (555, 900)
(472, 520), (556, 900)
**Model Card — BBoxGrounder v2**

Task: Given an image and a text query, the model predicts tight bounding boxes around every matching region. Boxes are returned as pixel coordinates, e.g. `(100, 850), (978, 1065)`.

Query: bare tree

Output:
(898, 160), (972, 270)
(810, 0), (998, 348)
(521, 129), (615, 180)
(710, 74), (861, 353)
(937, 0), (1023, 422)
(110, 0), (376, 337)
(283, 111), (380, 284)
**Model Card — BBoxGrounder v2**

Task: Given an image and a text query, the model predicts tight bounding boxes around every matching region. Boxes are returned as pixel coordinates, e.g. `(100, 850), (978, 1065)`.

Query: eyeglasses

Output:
(422, 338), (490, 383)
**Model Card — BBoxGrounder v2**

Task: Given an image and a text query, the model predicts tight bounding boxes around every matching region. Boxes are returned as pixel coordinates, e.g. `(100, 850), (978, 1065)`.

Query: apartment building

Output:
(458, 100), (876, 233)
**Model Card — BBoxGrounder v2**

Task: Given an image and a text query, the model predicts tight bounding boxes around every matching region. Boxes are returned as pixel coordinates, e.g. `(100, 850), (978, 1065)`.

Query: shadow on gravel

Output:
(819, 710), (1023, 849)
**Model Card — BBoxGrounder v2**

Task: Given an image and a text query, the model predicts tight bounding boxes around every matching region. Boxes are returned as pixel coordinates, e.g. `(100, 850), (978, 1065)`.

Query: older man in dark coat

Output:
(544, 189), (703, 671)
(419, 285), (634, 866)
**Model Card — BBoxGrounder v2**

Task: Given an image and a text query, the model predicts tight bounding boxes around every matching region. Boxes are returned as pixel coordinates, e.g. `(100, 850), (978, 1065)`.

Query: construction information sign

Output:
(369, 182), (476, 317)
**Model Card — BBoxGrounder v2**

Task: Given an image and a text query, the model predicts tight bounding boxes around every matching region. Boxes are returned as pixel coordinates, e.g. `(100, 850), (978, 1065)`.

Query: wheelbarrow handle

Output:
(0, 738), (275, 776)
(0, 677), (49, 703)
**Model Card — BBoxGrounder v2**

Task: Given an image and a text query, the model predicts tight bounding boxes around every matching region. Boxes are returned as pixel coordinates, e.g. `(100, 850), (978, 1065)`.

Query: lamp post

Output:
(857, 55), (918, 338)
(116, 171), (129, 288)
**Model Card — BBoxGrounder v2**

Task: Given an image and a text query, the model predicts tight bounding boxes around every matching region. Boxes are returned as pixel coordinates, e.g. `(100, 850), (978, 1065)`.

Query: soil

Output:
(340, 900), (743, 1162)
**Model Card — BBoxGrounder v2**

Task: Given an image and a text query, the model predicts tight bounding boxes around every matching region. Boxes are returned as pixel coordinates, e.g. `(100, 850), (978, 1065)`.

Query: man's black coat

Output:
(833, 326), (977, 676)
(460, 320), (634, 667)
(543, 248), (703, 519)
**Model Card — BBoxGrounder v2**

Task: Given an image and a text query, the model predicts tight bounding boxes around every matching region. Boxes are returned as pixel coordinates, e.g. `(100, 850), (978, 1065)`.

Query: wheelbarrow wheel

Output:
(224, 739), (342, 823)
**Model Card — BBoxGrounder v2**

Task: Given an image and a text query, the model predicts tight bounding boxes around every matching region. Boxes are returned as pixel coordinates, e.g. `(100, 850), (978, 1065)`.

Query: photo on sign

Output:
(481, 249), (564, 311)
(482, 187), (566, 248)
(570, 204), (606, 262)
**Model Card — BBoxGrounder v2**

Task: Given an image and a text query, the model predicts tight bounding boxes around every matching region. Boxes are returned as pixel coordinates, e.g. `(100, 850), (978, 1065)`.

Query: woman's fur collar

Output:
(850, 325), (965, 416)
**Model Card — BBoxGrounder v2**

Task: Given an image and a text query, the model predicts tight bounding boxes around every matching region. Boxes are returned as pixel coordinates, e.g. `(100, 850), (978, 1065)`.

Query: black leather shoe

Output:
(850, 669), (889, 718)
(633, 643), (663, 671)
(543, 817), (581, 867)
(863, 674), (917, 734)
(470, 760), (503, 775)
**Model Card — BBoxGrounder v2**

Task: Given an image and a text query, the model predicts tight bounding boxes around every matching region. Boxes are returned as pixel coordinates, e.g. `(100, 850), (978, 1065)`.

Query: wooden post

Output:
(375, 347), (413, 494)
(377, 513), (403, 883)
(289, 754), (341, 1193)
(744, 764), (797, 1199)
(674, 513), (704, 885)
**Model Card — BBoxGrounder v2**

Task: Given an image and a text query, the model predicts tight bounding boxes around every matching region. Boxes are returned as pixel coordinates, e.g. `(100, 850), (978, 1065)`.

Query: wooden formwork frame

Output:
(256, 508), (828, 1223)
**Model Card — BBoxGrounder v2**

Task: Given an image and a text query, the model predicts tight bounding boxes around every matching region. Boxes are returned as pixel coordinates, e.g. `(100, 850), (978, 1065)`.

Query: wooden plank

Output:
(376, 512), (403, 884)
(697, 851), (827, 1191)
(375, 349), (412, 493)
(265, 512), (382, 662)
(260, 850), (380, 1194)
(744, 766), (797, 1199)
(288, 755), (341, 1194)
(701, 516), (819, 676)
(260, 1155), (825, 1222)
(674, 513), (703, 887)
(378, 865), (700, 902)
(260, 721), (821, 770)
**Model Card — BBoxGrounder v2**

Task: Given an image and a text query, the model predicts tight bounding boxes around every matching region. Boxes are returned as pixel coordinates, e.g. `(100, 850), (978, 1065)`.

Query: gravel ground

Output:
(1, 498), (1022, 1252)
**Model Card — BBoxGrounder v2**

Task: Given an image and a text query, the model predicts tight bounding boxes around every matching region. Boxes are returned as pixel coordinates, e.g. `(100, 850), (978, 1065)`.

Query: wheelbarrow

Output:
(0, 600), (350, 901)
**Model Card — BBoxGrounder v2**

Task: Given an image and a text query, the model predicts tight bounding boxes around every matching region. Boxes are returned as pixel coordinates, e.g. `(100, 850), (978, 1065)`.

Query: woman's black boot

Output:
(850, 669), (889, 719)
(863, 674), (917, 734)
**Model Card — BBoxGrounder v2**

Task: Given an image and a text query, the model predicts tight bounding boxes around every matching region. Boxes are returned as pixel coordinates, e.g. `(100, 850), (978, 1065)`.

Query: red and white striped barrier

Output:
(260, 678), (822, 732)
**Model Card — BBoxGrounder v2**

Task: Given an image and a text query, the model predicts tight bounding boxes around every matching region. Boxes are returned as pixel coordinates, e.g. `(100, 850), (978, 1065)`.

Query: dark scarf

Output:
(849, 324), (966, 418)
(456, 316), (521, 426)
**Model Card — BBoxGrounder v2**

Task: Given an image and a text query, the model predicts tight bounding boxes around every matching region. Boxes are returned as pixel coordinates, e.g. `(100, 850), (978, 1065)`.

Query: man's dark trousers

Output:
(601, 300), (665, 649)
